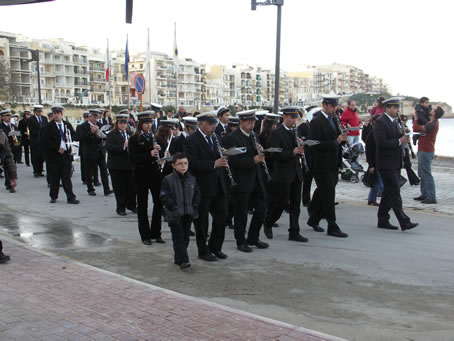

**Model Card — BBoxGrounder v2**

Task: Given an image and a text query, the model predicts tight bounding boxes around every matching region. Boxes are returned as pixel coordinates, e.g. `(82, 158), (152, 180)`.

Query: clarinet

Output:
(251, 131), (272, 182)
(332, 113), (353, 156)
(292, 125), (309, 173)
(212, 133), (237, 186)
(396, 111), (416, 159)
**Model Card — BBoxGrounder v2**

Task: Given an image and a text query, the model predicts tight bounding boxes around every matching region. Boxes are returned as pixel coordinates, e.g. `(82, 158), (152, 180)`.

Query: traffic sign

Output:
(135, 74), (145, 94)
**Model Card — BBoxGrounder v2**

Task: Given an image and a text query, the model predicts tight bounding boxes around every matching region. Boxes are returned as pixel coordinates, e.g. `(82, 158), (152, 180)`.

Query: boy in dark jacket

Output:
(160, 153), (201, 270)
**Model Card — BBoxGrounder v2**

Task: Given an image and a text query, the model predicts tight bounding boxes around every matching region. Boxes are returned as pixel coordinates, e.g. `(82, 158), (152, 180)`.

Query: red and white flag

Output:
(105, 38), (111, 82)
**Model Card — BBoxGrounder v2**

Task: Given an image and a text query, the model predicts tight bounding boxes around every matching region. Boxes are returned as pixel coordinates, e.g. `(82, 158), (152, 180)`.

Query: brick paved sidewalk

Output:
(0, 240), (344, 341)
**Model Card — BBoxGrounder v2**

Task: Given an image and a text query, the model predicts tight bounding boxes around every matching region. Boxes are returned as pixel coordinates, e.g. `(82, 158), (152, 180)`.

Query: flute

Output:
(251, 131), (272, 182)
(212, 133), (237, 186)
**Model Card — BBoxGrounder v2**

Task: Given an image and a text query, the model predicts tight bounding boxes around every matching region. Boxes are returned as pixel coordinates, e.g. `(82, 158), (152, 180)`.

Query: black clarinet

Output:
(332, 113), (353, 156)
(292, 125), (309, 173)
(212, 133), (237, 186)
(251, 131), (272, 182)
(396, 112), (416, 159)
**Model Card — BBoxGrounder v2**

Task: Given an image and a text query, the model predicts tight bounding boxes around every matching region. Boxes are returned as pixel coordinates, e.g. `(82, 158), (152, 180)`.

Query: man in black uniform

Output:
(18, 110), (31, 167)
(307, 95), (348, 238)
(27, 104), (48, 177)
(263, 107), (307, 242)
(374, 97), (418, 231)
(223, 110), (269, 252)
(184, 111), (229, 261)
(0, 110), (20, 193)
(75, 112), (90, 184)
(78, 109), (113, 196)
(45, 106), (79, 204)
(215, 106), (230, 137)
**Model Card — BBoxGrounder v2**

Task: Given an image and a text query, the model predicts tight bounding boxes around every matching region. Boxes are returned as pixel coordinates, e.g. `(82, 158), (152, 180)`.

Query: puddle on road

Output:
(0, 212), (112, 250)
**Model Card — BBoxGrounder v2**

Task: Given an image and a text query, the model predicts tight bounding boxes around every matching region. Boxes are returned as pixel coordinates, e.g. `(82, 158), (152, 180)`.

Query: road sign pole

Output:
(140, 93), (143, 112)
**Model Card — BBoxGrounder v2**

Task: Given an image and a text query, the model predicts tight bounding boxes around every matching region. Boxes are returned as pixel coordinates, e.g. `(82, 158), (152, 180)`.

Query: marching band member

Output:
(18, 110), (31, 166)
(128, 111), (164, 245)
(45, 106), (79, 204)
(215, 106), (230, 137)
(223, 110), (269, 252)
(106, 113), (137, 216)
(263, 107), (307, 242)
(184, 111), (229, 261)
(27, 104), (48, 178)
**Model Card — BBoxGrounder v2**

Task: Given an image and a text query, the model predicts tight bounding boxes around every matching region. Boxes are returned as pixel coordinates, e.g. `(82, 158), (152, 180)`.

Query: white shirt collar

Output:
(320, 110), (329, 119)
(282, 123), (292, 131)
(384, 113), (395, 122)
(240, 128), (250, 137)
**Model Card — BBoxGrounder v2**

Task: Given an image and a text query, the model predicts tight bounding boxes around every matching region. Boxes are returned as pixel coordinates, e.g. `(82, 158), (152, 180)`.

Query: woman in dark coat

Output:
(106, 113), (136, 216)
(365, 114), (384, 206)
(128, 112), (164, 245)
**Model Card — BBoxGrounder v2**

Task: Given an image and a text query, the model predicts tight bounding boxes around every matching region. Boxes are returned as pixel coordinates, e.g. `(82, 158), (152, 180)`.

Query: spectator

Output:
(365, 114), (383, 206)
(413, 106), (444, 204)
(370, 96), (385, 116)
(340, 100), (361, 168)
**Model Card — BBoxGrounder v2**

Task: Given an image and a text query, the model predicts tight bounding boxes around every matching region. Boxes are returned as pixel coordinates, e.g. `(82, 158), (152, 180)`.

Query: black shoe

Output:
(308, 222), (324, 232)
(0, 253), (11, 264)
(199, 253), (217, 262)
(227, 224), (234, 229)
(248, 239), (269, 249)
(272, 223), (279, 228)
(421, 199), (437, 204)
(212, 251), (228, 259)
(117, 210), (126, 216)
(264, 226), (273, 239)
(327, 230), (348, 238)
(155, 237), (165, 243)
(377, 223), (399, 230)
(189, 230), (195, 236)
(289, 233), (309, 242)
(127, 207), (137, 213)
(88, 191), (96, 196)
(94, 182), (101, 187)
(402, 222), (418, 231)
(104, 189), (114, 196)
(334, 202), (339, 206)
(26, 163), (30, 167)
(142, 239), (152, 245)
(237, 244), (253, 253)
(34, 174), (40, 178)
(180, 262), (192, 270)
(50, 198), (57, 203)
(67, 199), (80, 204)
(17, 161), (23, 164)
(9, 188), (16, 193)
(413, 195), (425, 201)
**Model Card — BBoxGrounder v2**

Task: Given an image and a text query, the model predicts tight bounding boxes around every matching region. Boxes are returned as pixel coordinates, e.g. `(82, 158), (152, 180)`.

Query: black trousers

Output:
(264, 177), (302, 234)
(12, 144), (21, 163)
(232, 183), (267, 245)
(194, 185), (227, 256)
(377, 168), (411, 227)
(30, 141), (44, 174)
(403, 148), (420, 185)
(23, 141), (30, 165)
(110, 169), (136, 212)
(302, 170), (313, 206)
(48, 153), (76, 201)
(308, 170), (338, 230)
(84, 153), (109, 193)
(135, 175), (162, 241)
(169, 216), (192, 265)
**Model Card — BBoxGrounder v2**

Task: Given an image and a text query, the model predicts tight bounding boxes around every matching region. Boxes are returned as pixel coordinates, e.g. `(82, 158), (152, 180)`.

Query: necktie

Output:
(206, 135), (214, 151)
(327, 116), (337, 132)
(58, 123), (65, 140)
(38, 116), (42, 125)
(153, 120), (157, 132)
(122, 131), (127, 140)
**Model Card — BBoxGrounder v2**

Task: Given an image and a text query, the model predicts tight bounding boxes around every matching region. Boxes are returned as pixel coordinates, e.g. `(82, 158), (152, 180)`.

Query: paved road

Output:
(1, 160), (454, 340)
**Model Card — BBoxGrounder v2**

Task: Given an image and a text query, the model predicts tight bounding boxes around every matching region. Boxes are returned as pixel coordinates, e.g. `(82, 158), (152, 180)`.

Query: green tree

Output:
(0, 60), (11, 102)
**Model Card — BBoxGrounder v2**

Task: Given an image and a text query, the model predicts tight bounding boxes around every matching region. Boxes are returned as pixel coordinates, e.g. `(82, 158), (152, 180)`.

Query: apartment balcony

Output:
(74, 70), (88, 75)
(89, 66), (105, 72)
(55, 82), (70, 88)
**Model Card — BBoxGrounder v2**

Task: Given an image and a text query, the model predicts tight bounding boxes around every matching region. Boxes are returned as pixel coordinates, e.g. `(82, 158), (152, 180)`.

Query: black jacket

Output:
(268, 124), (303, 184)
(106, 130), (134, 171)
(160, 170), (201, 224)
(18, 119), (30, 145)
(128, 132), (160, 178)
(373, 114), (403, 170)
(215, 122), (227, 137)
(309, 112), (342, 173)
(45, 120), (76, 162)
(184, 130), (227, 197)
(0, 122), (19, 148)
(27, 115), (48, 141)
(77, 122), (104, 160)
(415, 104), (431, 125)
(223, 129), (264, 193)
(365, 129), (377, 168)
(297, 121), (313, 170)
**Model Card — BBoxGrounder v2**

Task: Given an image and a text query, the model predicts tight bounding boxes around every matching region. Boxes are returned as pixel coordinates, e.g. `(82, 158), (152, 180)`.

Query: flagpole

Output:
(147, 28), (152, 109)
(107, 38), (112, 113)
(174, 22), (178, 111)
(126, 34), (130, 108)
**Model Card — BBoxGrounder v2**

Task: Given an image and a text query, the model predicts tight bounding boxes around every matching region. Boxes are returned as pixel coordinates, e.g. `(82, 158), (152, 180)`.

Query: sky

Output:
(1, 0), (453, 106)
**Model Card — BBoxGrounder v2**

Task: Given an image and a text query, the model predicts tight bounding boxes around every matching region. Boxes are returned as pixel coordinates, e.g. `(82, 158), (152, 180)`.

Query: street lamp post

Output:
(251, 0), (283, 114)
(21, 48), (42, 105)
